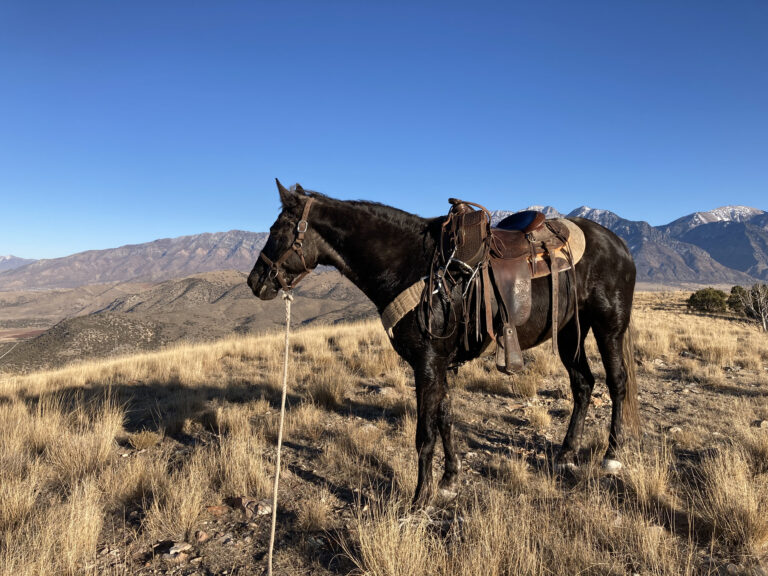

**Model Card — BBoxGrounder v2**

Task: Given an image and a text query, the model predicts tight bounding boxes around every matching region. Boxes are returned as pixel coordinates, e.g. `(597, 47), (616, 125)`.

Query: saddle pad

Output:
(559, 219), (586, 265)
(527, 219), (586, 279)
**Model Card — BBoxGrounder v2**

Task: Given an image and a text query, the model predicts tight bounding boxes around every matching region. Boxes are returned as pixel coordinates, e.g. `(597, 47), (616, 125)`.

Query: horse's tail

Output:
(622, 318), (639, 435)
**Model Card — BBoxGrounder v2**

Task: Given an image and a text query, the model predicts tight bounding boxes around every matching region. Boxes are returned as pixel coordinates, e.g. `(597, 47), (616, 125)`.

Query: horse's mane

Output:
(290, 186), (435, 232)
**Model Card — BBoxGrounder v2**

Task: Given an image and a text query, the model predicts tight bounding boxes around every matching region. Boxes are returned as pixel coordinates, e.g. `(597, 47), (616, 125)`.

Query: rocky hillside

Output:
(0, 270), (375, 372)
(674, 213), (768, 281)
(0, 230), (267, 291)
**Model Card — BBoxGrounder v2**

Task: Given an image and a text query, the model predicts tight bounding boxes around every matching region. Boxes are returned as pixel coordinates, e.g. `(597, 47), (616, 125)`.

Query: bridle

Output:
(259, 197), (315, 291)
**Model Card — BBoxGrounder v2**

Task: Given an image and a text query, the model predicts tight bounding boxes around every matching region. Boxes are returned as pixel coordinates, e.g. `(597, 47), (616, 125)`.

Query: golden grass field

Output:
(1, 292), (768, 575)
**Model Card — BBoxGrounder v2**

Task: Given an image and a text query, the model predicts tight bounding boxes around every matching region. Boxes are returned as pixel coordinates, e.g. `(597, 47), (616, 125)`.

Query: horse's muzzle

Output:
(247, 268), (280, 300)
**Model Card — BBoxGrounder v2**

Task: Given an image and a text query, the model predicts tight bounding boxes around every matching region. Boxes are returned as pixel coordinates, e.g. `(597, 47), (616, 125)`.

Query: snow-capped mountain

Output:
(567, 206), (625, 230)
(487, 203), (765, 284)
(0, 255), (36, 273)
(661, 206), (765, 238)
(490, 205), (562, 225)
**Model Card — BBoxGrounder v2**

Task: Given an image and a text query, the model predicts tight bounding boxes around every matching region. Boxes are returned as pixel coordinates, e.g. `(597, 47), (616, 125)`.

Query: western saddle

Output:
(432, 199), (583, 373)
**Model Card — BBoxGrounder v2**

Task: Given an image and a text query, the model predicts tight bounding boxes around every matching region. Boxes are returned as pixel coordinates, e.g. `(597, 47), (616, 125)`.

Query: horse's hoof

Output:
(556, 461), (578, 474)
(601, 458), (623, 474)
(438, 487), (458, 500)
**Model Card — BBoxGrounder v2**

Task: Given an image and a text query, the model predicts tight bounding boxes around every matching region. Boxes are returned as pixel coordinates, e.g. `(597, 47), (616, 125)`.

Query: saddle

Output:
(439, 200), (583, 373)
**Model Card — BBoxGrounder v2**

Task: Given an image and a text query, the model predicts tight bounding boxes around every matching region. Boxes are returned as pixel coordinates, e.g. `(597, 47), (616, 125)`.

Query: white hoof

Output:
(556, 461), (578, 473)
(439, 488), (458, 500)
(601, 458), (623, 474)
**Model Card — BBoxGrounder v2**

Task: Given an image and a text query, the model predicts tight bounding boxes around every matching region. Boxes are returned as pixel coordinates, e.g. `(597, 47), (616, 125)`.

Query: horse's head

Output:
(248, 179), (322, 300)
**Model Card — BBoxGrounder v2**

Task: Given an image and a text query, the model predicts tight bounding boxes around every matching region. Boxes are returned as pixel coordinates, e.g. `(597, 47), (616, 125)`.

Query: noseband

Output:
(259, 197), (315, 291)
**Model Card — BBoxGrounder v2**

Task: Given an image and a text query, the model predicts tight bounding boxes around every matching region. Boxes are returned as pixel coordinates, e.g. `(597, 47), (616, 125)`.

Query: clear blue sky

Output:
(1, 1), (766, 259)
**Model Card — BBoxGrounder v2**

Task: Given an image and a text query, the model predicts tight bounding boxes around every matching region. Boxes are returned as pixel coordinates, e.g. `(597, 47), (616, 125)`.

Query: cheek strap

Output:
(259, 197), (315, 291)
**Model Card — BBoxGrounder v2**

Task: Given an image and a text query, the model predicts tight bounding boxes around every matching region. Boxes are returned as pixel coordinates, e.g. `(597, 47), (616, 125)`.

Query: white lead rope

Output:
(267, 291), (293, 576)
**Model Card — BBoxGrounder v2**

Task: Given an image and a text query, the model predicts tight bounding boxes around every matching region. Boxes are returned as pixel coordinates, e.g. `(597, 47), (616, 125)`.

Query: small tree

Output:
(734, 283), (768, 332)
(727, 285), (747, 315)
(687, 288), (727, 313)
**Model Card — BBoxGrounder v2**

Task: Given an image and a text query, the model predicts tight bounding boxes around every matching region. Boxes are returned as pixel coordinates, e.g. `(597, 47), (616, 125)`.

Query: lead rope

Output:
(267, 290), (293, 576)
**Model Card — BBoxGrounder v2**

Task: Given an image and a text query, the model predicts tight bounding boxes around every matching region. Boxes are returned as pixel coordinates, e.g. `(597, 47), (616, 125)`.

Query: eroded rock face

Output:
(0, 230), (269, 291)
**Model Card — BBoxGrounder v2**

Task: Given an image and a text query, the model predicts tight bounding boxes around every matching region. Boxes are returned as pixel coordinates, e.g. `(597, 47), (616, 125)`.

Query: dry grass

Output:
(688, 446), (768, 555)
(306, 365), (353, 409)
(296, 485), (334, 532)
(143, 452), (209, 542)
(527, 405), (552, 431)
(128, 429), (162, 450)
(488, 453), (532, 494)
(622, 443), (673, 509)
(348, 480), (697, 576)
(0, 297), (767, 574)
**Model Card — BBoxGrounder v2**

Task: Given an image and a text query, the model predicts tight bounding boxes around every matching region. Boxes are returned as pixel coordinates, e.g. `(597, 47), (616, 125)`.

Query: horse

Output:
(248, 180), (638, 505)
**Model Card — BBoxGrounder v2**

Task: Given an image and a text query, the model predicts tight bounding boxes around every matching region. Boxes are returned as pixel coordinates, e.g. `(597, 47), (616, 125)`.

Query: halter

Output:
(259, 197), (315, 291)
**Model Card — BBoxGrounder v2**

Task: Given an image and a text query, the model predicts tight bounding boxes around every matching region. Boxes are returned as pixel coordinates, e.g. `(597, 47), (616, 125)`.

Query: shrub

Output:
(687, 288), (727, 313)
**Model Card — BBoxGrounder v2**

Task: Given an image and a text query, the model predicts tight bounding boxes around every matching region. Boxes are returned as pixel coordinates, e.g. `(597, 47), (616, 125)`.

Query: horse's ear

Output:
(276, 178), (296, 208)
(295, 183), (305, 194)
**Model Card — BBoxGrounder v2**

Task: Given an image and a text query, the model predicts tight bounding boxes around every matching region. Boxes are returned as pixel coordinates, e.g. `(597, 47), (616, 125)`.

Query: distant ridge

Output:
(660, 206), (765, 238)
(564, 205), (760, 284)
(1, 204), (766, 291)
(0, 230), (267, 291)
(495, 204), (765, 285)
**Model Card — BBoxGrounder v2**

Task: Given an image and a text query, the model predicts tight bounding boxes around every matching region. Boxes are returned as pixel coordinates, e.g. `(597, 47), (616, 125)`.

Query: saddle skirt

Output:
(489, 218), (585, 325)
(485, 218), (585, 372)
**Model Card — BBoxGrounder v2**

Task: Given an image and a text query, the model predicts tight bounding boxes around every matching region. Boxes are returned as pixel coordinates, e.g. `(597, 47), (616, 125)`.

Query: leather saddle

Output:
(490, 214), (574, 372)
(439, 201), (580, 374)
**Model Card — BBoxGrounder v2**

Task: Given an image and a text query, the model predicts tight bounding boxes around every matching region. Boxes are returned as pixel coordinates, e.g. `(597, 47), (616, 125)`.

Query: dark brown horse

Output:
(248, 180), (637, 505)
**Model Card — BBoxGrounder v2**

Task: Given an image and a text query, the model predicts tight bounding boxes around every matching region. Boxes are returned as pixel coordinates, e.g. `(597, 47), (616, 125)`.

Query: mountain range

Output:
(490, 205), (767, 285)
(0, 230), (267, 291)
(1, 205), (767, 291)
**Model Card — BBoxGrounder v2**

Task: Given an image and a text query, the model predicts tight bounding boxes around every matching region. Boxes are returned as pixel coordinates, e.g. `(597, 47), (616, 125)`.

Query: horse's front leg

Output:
(413, 356), (447, 506)
(437, 391), (460, 495)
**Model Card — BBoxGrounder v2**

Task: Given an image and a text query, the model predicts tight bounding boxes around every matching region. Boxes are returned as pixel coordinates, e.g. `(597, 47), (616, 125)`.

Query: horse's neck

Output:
(312, 201), (436, 311)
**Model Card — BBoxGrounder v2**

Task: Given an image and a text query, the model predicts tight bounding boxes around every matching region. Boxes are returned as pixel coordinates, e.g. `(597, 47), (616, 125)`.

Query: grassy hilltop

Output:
(1, 293), (768, 575)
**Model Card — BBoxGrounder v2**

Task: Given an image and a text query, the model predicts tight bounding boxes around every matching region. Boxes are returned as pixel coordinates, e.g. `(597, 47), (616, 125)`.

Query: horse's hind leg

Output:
(593, 328), (629, 471)
(556, 314), (594, 469)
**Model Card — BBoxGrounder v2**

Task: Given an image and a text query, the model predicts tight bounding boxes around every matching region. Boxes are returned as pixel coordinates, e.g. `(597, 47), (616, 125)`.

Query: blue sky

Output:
(1, 1), (766, 259)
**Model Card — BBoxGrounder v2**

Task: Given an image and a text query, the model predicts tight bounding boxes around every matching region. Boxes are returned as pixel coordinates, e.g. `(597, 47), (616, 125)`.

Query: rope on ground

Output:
(267, 290), (294, 576)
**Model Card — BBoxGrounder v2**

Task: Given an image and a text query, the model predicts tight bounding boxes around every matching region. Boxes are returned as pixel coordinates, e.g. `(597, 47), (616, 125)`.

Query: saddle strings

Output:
(545, 222), (581, 360)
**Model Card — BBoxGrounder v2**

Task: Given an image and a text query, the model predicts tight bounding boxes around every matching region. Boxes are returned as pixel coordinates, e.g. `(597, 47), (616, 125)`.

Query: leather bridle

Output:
(259, 197), (315, 291)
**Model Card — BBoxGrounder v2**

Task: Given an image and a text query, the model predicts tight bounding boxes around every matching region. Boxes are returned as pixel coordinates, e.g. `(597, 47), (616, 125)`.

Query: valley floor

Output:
(1, 293), (768, 575)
